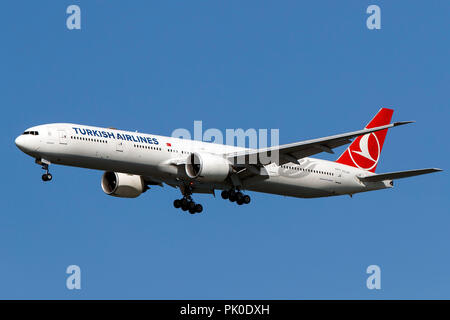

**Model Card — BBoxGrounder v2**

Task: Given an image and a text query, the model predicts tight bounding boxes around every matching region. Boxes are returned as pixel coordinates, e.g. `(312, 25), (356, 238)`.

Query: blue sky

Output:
(1, 1), (449, 299)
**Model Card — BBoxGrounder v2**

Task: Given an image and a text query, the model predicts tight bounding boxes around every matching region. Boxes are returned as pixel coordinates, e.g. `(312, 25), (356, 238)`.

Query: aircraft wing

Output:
(358, 168), (442, 182)
(226, 121), (413, 166)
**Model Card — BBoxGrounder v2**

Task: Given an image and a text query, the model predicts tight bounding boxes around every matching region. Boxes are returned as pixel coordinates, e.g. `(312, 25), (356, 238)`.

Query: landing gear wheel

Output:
(221, 190), (229, 199)
(228, 189), (237, 202)
(195, 204), (203, 213)
(243, 195), (251, 204)
(42, 173), (52, 182)
(237, 198), (244, 205)
(236, 192), (244, 202)
(181, 204), (188, 211)
(181, 198), (188, 208)
(189, 208), (196, 214)
(173, 199), (181, 208)
(188, 201), (196, 211)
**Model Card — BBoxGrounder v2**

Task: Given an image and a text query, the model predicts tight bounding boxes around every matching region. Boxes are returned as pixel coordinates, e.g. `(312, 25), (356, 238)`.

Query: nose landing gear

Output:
(38, 159), (53, 182)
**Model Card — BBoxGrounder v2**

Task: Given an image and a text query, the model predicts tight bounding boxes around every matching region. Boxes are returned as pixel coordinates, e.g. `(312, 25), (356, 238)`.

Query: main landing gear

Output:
(173, 185), (203, 214)
(221, 189), (251, 206)
(173, 197), (203, 214)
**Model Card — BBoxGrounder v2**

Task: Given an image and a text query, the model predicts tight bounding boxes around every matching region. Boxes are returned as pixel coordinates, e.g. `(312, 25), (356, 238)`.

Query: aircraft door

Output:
(334, 168), (342, 185)
(116, 141), (123, 152)
(58, 130), (68, 145)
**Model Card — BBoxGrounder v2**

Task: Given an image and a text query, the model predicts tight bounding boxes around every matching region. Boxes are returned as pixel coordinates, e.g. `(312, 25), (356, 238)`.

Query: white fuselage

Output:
(15, 123), (392, 198)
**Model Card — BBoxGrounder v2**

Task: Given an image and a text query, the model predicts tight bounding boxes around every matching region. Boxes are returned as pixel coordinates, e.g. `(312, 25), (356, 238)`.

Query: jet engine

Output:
(101, 171), (146, 198)
(185, 152), (232, 182)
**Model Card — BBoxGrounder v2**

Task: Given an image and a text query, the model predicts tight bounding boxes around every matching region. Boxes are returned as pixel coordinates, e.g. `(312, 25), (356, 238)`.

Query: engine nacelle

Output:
(101, 172), (145, 198)
(185, 152), (232, 182)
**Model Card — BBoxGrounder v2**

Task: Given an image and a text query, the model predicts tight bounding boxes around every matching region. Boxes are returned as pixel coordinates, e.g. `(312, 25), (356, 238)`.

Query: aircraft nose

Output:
(15, 135), (25, 150)
(15, 134), (36, 153)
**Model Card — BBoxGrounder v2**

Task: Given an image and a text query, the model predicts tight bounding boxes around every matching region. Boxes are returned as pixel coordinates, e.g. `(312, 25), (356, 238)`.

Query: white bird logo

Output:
(349, 133), (380, 170)
(352, 133), (377, 162)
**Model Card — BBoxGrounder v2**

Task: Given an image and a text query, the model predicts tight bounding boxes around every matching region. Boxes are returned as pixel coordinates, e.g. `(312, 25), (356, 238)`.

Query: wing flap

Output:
(359, 168), (442, 182)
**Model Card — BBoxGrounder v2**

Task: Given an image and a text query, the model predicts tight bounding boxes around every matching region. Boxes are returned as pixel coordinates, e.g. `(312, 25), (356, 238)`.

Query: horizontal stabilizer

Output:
(359, 168), (442, 182)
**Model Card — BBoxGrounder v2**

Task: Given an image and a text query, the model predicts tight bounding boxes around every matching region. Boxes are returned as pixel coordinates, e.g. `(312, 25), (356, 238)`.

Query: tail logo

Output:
(348, 133), (380, 171)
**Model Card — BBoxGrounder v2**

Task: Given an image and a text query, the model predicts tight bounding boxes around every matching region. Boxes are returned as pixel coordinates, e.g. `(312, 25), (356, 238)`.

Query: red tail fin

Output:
(335, 108), (393, 173)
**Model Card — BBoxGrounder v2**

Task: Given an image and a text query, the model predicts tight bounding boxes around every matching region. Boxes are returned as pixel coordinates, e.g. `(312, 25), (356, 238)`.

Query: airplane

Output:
(14, 108), (441, 214)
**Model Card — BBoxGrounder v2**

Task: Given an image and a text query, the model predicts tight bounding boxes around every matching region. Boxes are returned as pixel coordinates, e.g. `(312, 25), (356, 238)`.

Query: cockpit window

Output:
(23, 131), (39, 135)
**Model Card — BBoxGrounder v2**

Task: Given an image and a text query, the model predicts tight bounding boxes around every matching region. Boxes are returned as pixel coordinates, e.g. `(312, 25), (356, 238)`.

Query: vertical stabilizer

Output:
(335, 108), (393, 173)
